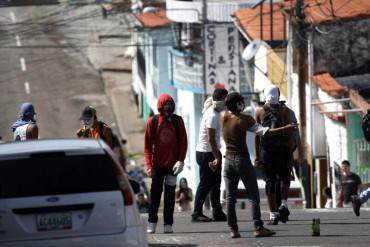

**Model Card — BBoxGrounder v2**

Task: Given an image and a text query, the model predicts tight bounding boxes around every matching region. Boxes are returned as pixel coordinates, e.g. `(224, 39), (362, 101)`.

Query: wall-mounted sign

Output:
(205, 24), (240, 94)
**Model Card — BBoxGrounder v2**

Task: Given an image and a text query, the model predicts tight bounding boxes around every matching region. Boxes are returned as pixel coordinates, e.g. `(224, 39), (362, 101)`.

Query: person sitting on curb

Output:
(176, 177), (193, 212)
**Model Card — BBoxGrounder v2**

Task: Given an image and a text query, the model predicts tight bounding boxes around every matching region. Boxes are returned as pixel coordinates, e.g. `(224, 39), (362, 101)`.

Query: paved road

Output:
(0, 3), (117, 141)
(146, 208), (370, 247)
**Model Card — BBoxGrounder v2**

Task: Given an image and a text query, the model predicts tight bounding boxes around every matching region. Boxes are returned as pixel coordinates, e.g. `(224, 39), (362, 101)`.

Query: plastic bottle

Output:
(312, 218), (320, 236)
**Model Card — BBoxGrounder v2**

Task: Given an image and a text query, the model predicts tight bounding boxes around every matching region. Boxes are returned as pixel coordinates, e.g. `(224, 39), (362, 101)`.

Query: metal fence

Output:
(352, 139), (370, 183)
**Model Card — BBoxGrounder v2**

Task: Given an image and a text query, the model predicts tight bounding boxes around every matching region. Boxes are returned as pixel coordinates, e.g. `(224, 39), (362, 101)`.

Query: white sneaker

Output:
(147, 222), (157, 234)
(164, 224), (173, 234)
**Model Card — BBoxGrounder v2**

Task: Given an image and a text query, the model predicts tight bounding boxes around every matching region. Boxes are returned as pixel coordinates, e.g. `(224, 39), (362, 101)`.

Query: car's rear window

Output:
(0, 154), (120, 199)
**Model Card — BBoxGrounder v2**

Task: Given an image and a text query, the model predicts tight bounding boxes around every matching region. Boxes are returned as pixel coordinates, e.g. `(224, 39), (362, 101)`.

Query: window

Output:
(0, 154), (120, 198)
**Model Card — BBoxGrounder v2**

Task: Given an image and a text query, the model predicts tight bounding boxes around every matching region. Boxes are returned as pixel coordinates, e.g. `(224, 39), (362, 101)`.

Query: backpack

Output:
(260, 104), (289, 150)
(151, 114), (180, 142)
(362, 109), (370, 142)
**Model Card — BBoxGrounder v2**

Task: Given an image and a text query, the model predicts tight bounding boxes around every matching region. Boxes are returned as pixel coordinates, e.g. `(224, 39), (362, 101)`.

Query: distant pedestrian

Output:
(144, 93), (188, 234)
(338, 160), (362, 208)
(192, 88), (228, 222)
(255, 85), (299, 225)
(137, 193), (150, 214)
(322, 187), (333, 209)
(221, 92), (297, 238)
(176, 178), (193, 212)
(76, 106), (113, 149)
(11, 102), (38, 141)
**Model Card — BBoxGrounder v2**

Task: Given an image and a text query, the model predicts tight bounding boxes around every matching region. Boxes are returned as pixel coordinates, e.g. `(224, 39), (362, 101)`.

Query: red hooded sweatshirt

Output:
(144, 94), (188, 173)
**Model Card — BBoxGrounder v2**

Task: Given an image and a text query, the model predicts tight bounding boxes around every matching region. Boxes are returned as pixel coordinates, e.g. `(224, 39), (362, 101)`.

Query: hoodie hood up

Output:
(157, 93), (175, 115)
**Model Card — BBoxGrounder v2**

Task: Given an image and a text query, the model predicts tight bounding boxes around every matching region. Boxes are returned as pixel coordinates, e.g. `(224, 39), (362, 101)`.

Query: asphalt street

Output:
(0, 3), (117, 141)
(146, 208), (370, 247)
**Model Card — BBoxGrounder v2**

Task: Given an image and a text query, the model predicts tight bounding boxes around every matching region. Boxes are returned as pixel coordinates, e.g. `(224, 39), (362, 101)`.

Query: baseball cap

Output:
(80, 106), (96, 120)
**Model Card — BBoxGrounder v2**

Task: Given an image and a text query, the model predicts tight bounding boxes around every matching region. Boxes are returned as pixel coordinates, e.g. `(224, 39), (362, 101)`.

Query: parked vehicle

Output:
(0, 139), (147, 247)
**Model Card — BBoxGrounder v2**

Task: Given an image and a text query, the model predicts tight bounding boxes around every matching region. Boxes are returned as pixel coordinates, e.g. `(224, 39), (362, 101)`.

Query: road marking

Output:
(24, 82), (30, 94)
(9, 11), (16, 22)
(15, 35), (21, 46)
(20, 57), (26, 71)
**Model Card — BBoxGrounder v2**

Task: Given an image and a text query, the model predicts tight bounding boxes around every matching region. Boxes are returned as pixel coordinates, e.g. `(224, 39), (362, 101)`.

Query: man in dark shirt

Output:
(338, 160), (362, 207)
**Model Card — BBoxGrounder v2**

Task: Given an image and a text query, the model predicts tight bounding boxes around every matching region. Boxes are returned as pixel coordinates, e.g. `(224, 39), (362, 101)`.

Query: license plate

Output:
(37, 212), (72, 231)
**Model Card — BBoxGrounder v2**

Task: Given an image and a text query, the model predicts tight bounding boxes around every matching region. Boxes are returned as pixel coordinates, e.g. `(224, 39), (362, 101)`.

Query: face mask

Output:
(213, 101), (226, 112)
(163, 104), (173, 117)
(236, 101), (245, 113)
(82, 118), (94, 129)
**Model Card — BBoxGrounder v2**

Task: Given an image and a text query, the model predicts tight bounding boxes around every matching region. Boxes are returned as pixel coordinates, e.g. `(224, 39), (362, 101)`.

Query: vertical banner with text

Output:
(205, 23), (240, 94)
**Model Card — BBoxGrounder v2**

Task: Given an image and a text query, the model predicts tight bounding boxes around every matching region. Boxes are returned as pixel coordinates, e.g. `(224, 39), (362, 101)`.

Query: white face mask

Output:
(236, 101), (245, 113)
(82, 118), (94, 129)
(213, 101), (226, 112)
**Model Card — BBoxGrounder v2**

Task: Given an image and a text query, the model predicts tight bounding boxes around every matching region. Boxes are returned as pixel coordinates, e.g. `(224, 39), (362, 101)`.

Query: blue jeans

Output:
(223, 154), (263, 231)
(360, 187), (370, 204)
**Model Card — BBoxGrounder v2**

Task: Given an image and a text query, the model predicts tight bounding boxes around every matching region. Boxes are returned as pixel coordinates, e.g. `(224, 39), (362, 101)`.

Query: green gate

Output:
(352, 139), (370, 183)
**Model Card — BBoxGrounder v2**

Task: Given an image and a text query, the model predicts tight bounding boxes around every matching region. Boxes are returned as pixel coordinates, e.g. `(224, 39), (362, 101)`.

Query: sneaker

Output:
(267, 217), (279, 225)
(164, 224), (173, 234)
(192, 214), (212, 222)
(147, 222), (157, 234)
(352, 195), (361, 217)
(254, 226), (276, 237)
(213, 211), (227, 222)
(278, 206), (289, 223)
(230, 230), (241, 238)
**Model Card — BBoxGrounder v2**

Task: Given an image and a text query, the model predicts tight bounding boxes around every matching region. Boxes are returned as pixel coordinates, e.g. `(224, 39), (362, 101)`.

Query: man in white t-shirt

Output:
(192, 88), (228, 222)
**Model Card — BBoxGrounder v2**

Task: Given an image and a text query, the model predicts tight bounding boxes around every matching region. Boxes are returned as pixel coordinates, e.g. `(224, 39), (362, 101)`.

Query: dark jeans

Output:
(261, 148), (291, 195)
(193, 151), (223, 217)
(148, 167), (177, 225)
(224, 154), (263, 231)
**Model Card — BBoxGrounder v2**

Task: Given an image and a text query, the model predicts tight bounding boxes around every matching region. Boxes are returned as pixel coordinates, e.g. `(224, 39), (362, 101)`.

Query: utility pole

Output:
(202, 0), (208, 100)
(295, 0), (310, 207)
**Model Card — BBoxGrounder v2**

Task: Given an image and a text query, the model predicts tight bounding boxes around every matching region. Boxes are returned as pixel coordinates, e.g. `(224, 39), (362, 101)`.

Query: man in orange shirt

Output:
(76, 106), (113, 149)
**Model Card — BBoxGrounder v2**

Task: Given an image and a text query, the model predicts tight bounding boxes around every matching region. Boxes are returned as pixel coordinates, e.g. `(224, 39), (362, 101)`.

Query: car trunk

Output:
(0, 153), (126, 243)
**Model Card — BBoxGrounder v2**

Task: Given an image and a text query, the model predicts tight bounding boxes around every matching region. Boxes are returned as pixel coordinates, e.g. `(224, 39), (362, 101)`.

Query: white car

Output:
(0, 139), (147, 247)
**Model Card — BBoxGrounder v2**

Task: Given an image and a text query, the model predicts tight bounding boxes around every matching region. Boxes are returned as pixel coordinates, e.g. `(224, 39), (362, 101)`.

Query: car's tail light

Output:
(109, 155), (134, 206)
(117, 175), (134, 205)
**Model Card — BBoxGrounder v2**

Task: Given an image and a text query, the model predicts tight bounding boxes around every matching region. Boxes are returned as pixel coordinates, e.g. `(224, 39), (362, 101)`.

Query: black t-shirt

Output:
(342, 173), (362, 203)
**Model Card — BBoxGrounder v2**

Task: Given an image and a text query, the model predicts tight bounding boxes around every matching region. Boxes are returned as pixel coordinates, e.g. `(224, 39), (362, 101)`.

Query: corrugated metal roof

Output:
(312, 73), (348, 98)
(284, 0), (370, 24)
(234, 3), (287, 41)
(136, 10), (171, 28)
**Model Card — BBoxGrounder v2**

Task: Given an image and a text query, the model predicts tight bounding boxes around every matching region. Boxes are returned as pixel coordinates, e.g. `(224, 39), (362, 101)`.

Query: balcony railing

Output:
(169, 48), (204, 93)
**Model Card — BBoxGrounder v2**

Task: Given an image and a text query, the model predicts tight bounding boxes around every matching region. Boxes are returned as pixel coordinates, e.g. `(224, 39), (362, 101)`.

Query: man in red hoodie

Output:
(144, 93), (188, 234)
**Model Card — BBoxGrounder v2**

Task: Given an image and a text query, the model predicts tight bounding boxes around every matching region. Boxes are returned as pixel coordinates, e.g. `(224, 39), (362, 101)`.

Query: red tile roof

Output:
(312, 73), (348, 98)
(284, 0), (370, 24)
(234, 4), (287, 41)
(136, 10), (171, 28)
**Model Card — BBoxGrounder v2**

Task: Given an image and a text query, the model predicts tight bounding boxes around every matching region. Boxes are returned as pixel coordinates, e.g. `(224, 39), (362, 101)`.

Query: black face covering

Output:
(163, 104), (173, 117)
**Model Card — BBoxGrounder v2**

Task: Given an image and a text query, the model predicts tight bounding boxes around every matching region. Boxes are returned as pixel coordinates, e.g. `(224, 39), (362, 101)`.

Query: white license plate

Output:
(37, 212), (72, 231)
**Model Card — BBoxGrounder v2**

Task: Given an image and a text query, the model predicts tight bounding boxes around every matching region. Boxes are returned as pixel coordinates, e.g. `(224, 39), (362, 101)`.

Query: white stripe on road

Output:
(20, 57), (26, 71)
(16, 35), (21, 46)
(24, 82), (30, 94)
(9, 11), (16, 22)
